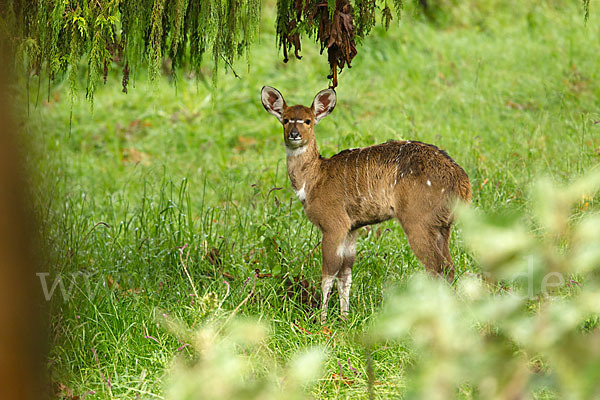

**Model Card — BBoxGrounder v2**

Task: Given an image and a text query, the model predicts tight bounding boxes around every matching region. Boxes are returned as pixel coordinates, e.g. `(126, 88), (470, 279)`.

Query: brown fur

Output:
(261, 86), (471, 323)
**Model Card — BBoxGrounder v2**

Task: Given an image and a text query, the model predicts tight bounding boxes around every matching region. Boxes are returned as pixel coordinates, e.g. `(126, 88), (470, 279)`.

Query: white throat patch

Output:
(286, 146), (307, 157)
(295, 183), (306, 202)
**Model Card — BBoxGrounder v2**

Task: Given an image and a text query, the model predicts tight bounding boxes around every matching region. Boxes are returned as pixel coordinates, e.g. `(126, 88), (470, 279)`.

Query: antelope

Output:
(261, 86), (471, 323)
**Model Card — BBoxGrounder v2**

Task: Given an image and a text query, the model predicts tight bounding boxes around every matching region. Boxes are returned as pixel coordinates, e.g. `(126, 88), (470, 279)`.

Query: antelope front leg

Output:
(320, 230), (347, 324)
(337, 230), (358, 320)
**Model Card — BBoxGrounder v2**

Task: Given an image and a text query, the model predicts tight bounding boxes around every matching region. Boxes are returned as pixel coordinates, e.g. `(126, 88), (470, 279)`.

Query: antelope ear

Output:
(261, 86), (286, 123)
(311, 88), (336, 124)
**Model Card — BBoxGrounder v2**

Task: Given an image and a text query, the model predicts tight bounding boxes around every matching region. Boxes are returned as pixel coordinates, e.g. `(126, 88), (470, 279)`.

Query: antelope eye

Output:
(283, 118), (289, 124)
(304, 119), (311, 125)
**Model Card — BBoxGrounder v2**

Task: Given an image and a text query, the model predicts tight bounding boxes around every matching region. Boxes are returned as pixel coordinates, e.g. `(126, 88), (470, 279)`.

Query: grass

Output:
(25, 1), (600, 398)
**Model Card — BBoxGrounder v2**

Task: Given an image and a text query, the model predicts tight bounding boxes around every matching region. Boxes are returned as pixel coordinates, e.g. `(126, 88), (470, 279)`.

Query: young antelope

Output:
(261, 86), (472, 323)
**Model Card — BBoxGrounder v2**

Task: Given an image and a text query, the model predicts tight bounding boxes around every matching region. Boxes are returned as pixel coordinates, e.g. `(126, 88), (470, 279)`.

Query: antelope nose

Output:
(289, 130), (300, 140)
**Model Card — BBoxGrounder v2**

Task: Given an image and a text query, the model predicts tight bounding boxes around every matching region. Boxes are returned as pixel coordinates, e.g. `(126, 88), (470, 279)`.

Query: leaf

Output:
(125, 287), (141, 296)
(106, 274), (119, 290)
(288, 348), (326, 384)
(122, 147), (151, 166)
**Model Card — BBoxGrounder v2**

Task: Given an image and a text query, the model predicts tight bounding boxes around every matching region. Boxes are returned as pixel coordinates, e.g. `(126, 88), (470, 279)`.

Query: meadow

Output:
(26, 1), (600, 398)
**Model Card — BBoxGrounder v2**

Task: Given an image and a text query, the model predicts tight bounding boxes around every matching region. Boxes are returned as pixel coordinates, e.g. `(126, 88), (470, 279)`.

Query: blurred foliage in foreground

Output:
(165, 171), (600, 399)
(164, 318), (325, 400)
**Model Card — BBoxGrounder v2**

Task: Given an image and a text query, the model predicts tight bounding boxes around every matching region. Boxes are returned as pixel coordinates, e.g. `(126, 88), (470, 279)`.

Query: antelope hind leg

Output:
(402, 219), (454, 282)
(337, 230), (358, 320)
(320, 230), (348, 324)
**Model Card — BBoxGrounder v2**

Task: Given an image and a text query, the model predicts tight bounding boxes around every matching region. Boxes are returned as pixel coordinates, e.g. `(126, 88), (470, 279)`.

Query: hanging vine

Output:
(0, 0), (262, 102)
(3, 1), (587, 100)
(0, 0), (411, 100)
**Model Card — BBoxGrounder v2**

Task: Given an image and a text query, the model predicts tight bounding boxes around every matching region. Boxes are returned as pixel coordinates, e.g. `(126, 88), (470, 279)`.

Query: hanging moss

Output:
(9, 1), (582, 100)
(0, 0), (408, 100)
(583, 0), (590, 22)
(0, 0), (261, 102)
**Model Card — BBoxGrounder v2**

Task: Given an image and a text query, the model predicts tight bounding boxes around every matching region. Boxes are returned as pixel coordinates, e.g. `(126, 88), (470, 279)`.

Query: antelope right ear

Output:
(261, 86), (286, 123)
(311, 88), (336, 124)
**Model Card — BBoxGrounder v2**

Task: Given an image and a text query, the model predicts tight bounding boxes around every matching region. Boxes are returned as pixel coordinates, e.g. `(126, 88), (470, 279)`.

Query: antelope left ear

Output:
(311, 88), (336, 124)
(261, 86), (286, 123)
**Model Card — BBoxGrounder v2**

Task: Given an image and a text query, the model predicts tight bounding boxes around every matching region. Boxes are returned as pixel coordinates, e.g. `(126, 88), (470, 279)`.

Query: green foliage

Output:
(4, 0), (409, 101)
(1, 0), (592, 102)
(164, 318), (325, 399)
(370, 172), (600, 398)
(1, 0), (261, 101)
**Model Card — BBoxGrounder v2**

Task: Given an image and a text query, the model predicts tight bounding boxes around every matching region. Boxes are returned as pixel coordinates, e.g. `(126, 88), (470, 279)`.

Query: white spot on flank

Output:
(427, 180), (432, 186)
(286, 146), (307, 157)
(441, 188), (445, 193)
(295, 183), (306, 201)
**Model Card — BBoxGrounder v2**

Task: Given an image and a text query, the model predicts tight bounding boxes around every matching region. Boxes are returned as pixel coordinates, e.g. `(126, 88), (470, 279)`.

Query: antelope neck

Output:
(285, 140), (320, 192)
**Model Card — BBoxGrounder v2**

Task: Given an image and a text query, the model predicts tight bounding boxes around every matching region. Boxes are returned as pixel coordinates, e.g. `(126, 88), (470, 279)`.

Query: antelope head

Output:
(261, 86), (337, 151)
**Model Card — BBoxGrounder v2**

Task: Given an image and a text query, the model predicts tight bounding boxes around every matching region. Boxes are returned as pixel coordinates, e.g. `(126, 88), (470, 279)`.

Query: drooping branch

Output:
(0, 0), (408, 99)
(275, 0), (400, 88)
(9, 1), (583, 99)
(0, 0), (262, 101)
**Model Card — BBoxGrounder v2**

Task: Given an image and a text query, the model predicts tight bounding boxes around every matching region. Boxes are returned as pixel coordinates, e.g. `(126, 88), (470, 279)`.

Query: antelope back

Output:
(317, 141), (471, 226)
